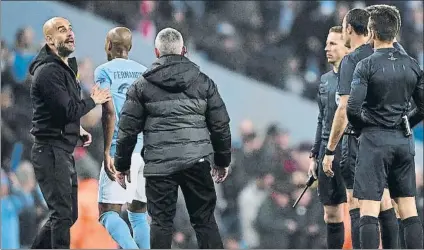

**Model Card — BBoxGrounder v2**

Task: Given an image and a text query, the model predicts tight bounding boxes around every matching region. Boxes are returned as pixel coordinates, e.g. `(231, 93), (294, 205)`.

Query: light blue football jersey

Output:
(94, 58), (147, 156)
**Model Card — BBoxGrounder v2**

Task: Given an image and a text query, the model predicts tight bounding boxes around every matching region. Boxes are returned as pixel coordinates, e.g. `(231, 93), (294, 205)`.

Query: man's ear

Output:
(347, 24), (353, 35)
(46, 35), (54, 46)
(107, 41), (112, 51)
(154, 47), (160, 58)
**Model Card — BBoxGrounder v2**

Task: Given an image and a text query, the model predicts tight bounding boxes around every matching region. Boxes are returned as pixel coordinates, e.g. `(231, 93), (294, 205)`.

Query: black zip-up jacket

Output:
(347, 48), (424, 130)
(114, 55), (231, 176)
(29, 45), (96, 152)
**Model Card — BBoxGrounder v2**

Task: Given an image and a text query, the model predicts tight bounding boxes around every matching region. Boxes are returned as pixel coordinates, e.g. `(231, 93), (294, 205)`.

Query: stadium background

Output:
(1, 0), (423, 249)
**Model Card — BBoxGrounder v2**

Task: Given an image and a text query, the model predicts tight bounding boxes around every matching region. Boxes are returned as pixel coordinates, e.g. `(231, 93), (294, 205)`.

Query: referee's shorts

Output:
(353, 127), (417, 201)
(317, 141), (347, 206)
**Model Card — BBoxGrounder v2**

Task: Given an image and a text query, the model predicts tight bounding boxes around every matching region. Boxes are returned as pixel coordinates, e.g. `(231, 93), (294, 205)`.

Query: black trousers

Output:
(30, 143), (78, 249)
(145, 160), (224, 249)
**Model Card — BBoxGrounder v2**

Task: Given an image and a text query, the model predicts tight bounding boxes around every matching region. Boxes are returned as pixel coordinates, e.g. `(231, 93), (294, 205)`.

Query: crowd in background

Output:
(1, 0), (423, 249)
(65, 0), (423, 100)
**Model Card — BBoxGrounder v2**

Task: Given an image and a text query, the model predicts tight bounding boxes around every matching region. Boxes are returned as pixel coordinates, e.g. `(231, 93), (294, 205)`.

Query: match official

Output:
(309, 26), (349, 249)
(29, 17), (111, 249)
(114, 27), (231, 249)
(347, 7), (424, 249)
(322, 8), (403, 249)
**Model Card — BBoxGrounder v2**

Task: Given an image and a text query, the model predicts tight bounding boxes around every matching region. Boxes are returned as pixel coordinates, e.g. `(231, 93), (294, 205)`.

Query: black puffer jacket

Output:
(114, 55), (231, 176)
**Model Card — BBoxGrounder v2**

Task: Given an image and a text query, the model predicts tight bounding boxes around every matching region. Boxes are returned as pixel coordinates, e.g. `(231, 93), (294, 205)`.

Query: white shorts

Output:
(98, 154), (147, 204)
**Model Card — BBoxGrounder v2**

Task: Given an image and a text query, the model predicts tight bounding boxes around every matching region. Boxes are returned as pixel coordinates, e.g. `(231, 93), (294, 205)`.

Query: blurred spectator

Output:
(137, 0), (157, 42)
(16, 161), (48, 248)
(255, 182), (295, 248)
(238, 172), (274, 248)
(3, 1), (423, 248)
(9, 27), (38, 83)
(257, 124), (294, 180)
(1, 168), (34, 249)
(292, 142), (315, 173)
(288, 184), (326, 248)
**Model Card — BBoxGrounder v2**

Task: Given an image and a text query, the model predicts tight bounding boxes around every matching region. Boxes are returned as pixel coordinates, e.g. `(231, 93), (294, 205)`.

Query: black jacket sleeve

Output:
(311, 94), (323, 158)
(38, 64), (96, 123)
(409, 70), (424, 127)
(114, 80), (146, 172)
(347, 60), (369, 130)
(205, 78), (231, 168)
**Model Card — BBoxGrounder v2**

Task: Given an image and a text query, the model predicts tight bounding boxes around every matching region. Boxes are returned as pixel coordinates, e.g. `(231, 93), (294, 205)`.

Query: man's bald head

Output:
(154, 28), (184, 57)
(42, 17), (75, 58)
(105, 27), (132, 60)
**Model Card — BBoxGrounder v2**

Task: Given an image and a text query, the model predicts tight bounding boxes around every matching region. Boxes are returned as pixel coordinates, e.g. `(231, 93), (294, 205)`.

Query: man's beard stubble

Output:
(57, 41), (73, 58)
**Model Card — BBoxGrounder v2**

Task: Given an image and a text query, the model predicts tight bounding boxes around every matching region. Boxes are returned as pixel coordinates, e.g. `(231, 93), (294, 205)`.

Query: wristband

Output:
(309, 152), (317, 159)
(325, 148), (335, 156)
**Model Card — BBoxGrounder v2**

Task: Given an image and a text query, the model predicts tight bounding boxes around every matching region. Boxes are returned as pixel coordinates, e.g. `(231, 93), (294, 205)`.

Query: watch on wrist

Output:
(325, 148), (335, 156)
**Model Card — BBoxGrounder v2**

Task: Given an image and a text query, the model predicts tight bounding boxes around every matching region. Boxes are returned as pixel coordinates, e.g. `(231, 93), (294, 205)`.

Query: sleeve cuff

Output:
(114, 156), (131, 172)
(85, 97), (96, 109)
(214, 152), (231, 168)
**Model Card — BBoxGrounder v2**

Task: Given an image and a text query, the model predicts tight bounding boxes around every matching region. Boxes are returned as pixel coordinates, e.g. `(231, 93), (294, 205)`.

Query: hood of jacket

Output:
(143, 55), (200, 93)
(29, 44), (78, 76)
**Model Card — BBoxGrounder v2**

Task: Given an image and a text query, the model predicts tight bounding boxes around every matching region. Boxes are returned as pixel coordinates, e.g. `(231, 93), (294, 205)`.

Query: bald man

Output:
(95, 27), (150, 249)
(29, 17), (110, 249)
(114, 27), (231, 249)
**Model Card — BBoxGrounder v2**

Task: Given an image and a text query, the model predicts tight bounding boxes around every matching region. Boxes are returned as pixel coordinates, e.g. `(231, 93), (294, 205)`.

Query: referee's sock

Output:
(128, 210), (150, 249)
(379, 208), (399, 249)
(398, 218), (406, 249)
(349, 208), (361, 249)
(359, 216), (380, 249)
(99, 211), (139, 249)
(327, 222), (344, 249)
(401, 216), (423, 249)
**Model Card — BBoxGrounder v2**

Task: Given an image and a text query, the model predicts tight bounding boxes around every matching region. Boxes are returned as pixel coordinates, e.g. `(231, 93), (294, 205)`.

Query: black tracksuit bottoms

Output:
(30, 143), (78, 249)
(145, 160), (224, 249)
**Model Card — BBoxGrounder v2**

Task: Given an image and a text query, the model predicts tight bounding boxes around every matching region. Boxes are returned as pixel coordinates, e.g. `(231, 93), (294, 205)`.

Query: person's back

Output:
(352, 49), (421, 128)
(95, 58), (145, 155)
(139, 55), (227, 174)
(95, 26), (150, 250)
(114, 27), (231, 249)
(346, 6), (424, 248)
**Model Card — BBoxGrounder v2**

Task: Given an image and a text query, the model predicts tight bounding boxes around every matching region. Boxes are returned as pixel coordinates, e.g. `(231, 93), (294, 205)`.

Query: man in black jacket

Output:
(114, 27), (231, 249)
(29, 17), (111, 249)
(347, 7), (424, 249)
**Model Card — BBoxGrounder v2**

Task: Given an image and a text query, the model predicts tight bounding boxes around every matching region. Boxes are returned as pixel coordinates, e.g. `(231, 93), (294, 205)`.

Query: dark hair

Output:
(345, 8), (370, 36)
(365, 4), (401, 35)
(369, 7), (398, 42)
(329, 26), (343, 33)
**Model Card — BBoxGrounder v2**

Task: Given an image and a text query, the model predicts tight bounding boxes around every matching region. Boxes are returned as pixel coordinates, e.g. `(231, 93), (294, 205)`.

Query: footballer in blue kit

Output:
(95, 27), (150, 249)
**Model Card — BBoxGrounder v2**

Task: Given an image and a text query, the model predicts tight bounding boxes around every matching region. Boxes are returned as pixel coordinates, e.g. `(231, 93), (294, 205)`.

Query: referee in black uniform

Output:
(309, 26), (349, 249)
(347, 7), (424, 249)
(29, 17), (111, 249)
(322, 7), (408, 249)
